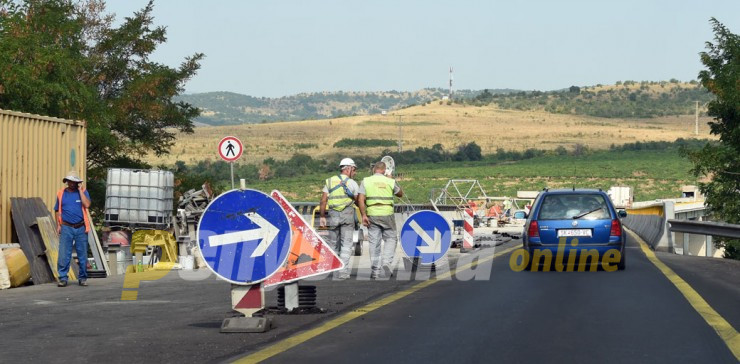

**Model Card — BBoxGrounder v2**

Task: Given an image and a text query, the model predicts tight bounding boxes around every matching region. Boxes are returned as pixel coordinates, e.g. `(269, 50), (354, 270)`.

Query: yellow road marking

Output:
(627, 229), (740, 360)
(235, 245), (519, 363)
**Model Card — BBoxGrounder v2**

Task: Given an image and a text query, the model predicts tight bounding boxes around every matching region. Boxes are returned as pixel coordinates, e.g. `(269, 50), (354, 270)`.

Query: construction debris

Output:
(130, 230), (179, 272)
(2, 247), (31, 288)
(0, 249), (9, 289)
(11, 197), (109, 285)
(86, 210), (110, 277)
(10, 198), (56, 284)
(174, 183), (213, 267)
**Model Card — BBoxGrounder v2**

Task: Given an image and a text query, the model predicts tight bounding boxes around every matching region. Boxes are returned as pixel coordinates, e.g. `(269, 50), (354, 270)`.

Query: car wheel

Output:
(524, 250), (533, 271)
(617, 250), (626, 270)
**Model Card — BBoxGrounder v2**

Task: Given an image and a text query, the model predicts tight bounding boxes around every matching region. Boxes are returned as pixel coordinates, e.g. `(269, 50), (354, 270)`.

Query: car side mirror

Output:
(618, 210), (627, 218)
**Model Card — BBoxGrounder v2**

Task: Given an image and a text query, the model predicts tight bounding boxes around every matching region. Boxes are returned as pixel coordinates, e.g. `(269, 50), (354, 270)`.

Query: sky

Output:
(107, 0), (740, 97)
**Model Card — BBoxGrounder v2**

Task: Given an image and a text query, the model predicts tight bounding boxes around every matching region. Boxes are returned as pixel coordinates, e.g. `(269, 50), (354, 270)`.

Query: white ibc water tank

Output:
(104, 168), (174, 227)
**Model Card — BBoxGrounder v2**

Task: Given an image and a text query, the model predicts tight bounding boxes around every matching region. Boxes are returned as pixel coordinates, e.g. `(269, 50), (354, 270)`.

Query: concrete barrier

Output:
(624, 201), (674, 252)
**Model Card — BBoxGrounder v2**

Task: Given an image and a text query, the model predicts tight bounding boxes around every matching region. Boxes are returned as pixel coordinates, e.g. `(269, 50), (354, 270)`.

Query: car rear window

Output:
(537, 194), (611, 220)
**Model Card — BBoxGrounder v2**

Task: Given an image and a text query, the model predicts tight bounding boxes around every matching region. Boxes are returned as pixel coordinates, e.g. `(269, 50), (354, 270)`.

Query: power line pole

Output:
(398, 115), (403, 153)
(695, 101), (699, 136)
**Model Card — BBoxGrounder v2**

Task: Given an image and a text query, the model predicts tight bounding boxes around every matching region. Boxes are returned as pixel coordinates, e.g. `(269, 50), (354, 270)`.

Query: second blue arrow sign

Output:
(400, 210), (452, 265)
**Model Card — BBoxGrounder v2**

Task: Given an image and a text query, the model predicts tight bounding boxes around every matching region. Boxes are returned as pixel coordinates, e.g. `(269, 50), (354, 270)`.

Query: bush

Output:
(333, 138), (397, 148)
(294, 143), (318, 149)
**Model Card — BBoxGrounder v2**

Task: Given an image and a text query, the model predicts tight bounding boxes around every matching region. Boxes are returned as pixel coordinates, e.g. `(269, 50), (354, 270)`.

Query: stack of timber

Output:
(10, 198), (56, 284)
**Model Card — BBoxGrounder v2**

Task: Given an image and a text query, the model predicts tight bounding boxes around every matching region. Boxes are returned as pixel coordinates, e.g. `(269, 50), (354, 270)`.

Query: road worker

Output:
(358, 161), (403, 279)
(319, 158), (359, 280)
(54, 170), (91, 287)
(503, 197), (512, 217)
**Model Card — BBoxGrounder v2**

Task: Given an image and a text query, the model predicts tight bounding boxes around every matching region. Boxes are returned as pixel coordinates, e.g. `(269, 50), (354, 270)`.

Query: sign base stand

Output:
(222, 283), (273, 333)
(221, 316), (272, 333)
(284, 282), (299, 311)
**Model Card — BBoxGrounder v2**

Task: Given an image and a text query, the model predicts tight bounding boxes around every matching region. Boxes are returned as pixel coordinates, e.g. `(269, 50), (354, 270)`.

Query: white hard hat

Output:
(339, 158), (356, 168)
(62, 170), (83, 183)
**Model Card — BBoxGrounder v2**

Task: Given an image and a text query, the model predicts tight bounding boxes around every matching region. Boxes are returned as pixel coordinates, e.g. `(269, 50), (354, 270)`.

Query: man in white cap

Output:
(319, 158), (359, 280)
(54, 170), (92, 287)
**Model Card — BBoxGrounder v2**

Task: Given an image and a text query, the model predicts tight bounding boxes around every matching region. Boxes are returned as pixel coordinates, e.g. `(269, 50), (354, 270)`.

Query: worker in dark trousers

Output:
(320, 158), (359, 280)
(54, 170), (92, 287)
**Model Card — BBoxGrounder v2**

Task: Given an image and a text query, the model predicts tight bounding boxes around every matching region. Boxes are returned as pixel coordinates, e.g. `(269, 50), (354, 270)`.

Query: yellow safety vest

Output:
(325, 175), (354, 211)
(363, 174), (395, 216)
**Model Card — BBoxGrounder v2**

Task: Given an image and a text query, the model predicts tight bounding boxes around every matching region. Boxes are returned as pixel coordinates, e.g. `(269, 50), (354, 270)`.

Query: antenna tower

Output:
(449, 67), (454, 99)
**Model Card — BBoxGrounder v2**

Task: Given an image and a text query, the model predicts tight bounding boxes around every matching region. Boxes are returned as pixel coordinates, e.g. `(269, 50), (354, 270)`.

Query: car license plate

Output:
(557, 229), (592, 237)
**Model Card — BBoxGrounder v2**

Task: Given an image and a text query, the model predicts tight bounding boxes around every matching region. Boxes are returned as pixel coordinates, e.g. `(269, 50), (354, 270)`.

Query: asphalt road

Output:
(1, 233), (738, 363)
(249, 234), (739, 363)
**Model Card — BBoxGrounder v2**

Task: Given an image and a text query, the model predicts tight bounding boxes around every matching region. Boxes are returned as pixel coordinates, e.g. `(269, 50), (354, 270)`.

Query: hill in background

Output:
(149, 83), (715, 166)
(177, 88), (517, 125)
(476, 80), (714, 119)
(178, 81), (712, 126)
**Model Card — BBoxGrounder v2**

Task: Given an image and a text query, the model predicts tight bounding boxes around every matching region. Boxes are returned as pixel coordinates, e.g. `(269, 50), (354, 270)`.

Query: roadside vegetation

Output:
(461, 81), (714, 119)
(333, 138), (397, 148)
(683, 19), (739, 259)
(162, 139), (704, 206)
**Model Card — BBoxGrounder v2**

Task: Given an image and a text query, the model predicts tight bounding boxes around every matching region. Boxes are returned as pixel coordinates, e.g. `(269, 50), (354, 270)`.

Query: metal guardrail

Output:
(668, 220), (740, 239)
(668, 219), (740, 257)
(289, 202), (461, 215)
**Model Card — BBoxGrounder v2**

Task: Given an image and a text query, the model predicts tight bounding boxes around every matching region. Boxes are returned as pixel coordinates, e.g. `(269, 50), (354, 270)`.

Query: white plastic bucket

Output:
(180, 255), (194, 270)
(116, 247), (132, 275)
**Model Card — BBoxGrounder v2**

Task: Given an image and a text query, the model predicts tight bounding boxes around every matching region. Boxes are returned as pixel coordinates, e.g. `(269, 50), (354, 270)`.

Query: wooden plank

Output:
(86, 210), (110, 276)
(10, 198), (54, 284)
(36, 216), (77, 282)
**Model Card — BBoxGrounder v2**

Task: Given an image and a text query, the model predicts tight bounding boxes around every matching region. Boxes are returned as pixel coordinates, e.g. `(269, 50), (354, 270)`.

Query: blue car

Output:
(522, 189), (626, 271)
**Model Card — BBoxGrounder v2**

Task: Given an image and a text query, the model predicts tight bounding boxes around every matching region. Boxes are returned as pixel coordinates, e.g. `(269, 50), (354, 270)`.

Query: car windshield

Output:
(537, 194), (611, 220)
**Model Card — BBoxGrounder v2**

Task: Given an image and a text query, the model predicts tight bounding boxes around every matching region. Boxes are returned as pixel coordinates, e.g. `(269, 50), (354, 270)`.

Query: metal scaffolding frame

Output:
(431, 179), (489, 208)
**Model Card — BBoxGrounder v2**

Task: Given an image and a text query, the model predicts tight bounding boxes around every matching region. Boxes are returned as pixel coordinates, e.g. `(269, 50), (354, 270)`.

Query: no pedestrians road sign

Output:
(219, 136), (243, 162)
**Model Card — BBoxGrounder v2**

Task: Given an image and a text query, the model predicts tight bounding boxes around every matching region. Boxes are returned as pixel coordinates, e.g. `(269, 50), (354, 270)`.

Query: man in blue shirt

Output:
(54, 171), (92, 287)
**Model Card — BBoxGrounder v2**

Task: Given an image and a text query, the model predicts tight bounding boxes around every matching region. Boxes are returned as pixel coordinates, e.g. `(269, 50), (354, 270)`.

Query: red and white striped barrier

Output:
(231, 283), (264, 317)
(462, 208), (475, 251)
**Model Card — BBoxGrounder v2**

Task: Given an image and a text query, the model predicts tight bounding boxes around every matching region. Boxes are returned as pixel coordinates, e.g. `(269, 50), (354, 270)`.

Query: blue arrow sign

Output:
(197, 189), (291, 285)
(400, 210), (452, 264)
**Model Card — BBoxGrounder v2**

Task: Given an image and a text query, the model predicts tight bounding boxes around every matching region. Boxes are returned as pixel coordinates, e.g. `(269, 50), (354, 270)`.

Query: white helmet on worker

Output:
(339, 158), (356, 168)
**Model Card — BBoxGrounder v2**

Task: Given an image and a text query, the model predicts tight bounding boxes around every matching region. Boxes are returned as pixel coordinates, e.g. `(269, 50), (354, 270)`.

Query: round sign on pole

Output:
(400, 210), (452, 265)
(219, 136), (243, 162)
(197, 189), (292, 285)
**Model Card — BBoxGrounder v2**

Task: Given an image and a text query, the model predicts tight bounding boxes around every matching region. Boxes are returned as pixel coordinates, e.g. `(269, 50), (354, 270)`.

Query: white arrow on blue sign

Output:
(197, 189), (292, 285)
(400, 210), (452, 264)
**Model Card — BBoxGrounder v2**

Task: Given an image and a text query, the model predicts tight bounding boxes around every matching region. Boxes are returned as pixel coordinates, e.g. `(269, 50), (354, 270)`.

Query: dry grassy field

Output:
(147, 101), (713, 166)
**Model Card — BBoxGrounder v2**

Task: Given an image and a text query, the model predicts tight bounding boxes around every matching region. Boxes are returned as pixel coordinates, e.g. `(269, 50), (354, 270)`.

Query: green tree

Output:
(685, 18), (740, 259)
(0, 0), (202, 172)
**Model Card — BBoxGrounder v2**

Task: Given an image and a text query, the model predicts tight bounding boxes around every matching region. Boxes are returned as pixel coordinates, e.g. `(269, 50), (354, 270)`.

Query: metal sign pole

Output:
(230, 162), (235, 189)
(221, 178), (272, 333)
